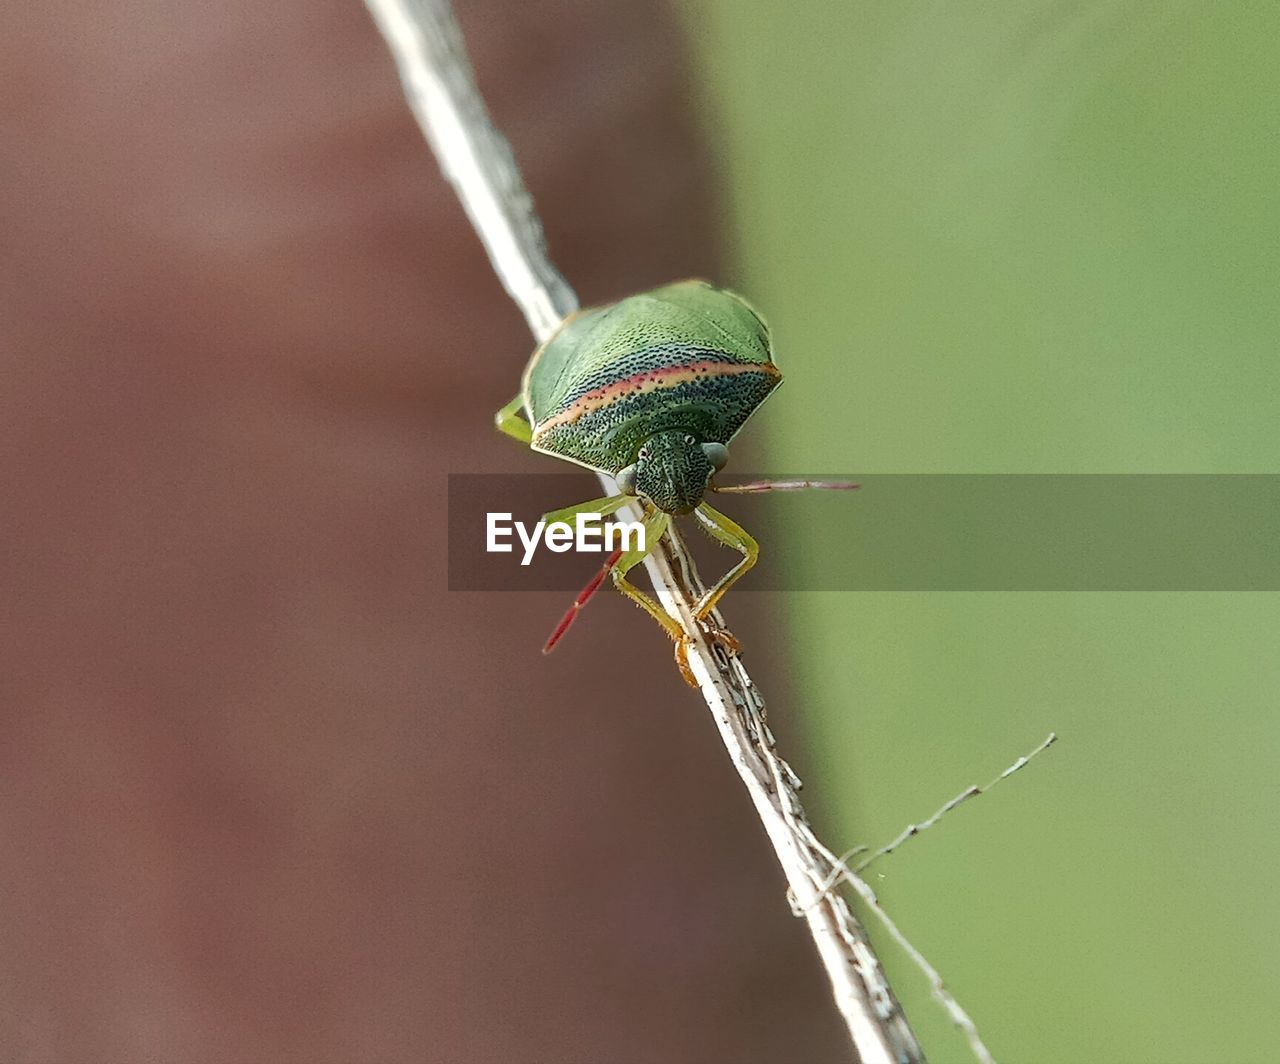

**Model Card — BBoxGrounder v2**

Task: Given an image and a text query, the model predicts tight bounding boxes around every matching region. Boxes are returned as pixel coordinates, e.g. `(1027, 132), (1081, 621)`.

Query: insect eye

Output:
(702, 442), (729, 471)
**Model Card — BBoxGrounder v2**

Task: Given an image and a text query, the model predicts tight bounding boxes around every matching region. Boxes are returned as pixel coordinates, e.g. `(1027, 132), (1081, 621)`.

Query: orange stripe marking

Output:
(533, 360), (778, 437)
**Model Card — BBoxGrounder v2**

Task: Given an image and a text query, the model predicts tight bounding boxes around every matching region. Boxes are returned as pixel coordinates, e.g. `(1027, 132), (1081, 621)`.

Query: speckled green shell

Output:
(520, 280), (782, 474)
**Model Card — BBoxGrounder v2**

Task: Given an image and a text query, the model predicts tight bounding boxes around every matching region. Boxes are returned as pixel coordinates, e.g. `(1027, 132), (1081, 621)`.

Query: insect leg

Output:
(690, 502), (760, 621)
(611, 510), (701, 686)
(494, 394), (533, 443)
(541, 494), (632, 527)
(610, 510), (685, 642)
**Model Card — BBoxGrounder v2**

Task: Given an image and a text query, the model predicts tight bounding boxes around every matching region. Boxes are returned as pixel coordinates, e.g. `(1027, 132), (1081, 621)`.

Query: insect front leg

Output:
(610, 510), (679, 639)
(541, 494), (633, 527)
(691, 502), (760, 623)
(611, 510), (701, 686)
(494, 394), (533, 444)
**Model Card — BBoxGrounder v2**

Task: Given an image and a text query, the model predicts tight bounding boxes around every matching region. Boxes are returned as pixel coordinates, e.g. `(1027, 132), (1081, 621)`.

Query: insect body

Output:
(496, 279), (846, 683)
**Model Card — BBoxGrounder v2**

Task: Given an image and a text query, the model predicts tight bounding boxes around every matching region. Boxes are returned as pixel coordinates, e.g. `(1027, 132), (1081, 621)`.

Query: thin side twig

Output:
(813, 732), (1060, 897)
(801, 734), (1060, 1064)
(857, 733), (1059, 874)
(361, 2), (927, 1060)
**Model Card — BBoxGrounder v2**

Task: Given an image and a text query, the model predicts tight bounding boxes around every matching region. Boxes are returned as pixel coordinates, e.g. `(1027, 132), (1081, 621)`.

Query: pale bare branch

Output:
(360, 1), (931, 1059)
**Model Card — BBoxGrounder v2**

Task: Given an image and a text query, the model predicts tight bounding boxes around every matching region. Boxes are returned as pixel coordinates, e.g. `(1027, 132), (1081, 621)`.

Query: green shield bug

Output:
(495, 279), (854, 684)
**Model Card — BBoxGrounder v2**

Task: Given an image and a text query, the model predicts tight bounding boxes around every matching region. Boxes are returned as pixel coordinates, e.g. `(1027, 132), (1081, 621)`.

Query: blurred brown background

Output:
(0, 1), (846, 1061)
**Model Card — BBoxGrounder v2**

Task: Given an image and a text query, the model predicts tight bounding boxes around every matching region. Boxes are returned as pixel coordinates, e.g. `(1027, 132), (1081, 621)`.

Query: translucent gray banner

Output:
(447, 474), (1280, 591)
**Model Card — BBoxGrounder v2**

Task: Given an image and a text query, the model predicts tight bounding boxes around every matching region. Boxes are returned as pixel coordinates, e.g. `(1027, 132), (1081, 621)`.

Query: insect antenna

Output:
(712, 479), (860, 494)
(542, 547), (625, 654)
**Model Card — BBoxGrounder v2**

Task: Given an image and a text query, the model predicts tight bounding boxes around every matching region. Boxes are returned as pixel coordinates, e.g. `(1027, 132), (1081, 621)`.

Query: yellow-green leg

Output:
(544, 500), (699, 683)
(611, 509), (681, 641)
(610, 509), (703, 686)
(691, 502), (760, 620)
(494, 394), (532, 443)
(542, 494), (633, 527)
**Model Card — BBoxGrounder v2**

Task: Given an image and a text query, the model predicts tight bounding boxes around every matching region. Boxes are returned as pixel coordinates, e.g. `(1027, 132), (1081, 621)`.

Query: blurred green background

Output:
(681, 3), (1280, 1062)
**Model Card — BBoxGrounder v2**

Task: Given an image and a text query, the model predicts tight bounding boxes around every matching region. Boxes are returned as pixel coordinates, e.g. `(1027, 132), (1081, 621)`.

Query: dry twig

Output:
(803, 734), (1060, 1064)
(360, 1), (933, 1059)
